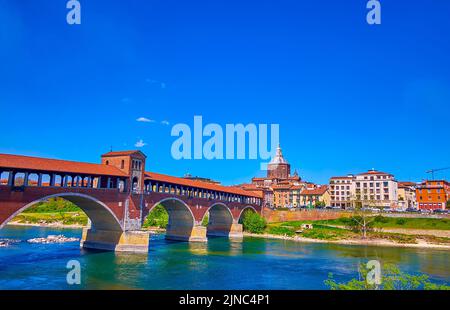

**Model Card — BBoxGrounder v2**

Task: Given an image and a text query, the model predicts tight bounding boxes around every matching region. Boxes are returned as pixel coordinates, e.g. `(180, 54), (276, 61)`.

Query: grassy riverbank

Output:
(8, 198), (88, 226)
(264, 216), (450, 247)
(10, 212), (88, 226)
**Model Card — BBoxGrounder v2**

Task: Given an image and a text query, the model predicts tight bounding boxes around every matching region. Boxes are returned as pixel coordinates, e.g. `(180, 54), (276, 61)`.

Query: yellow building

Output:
(299, 185), (331, 207)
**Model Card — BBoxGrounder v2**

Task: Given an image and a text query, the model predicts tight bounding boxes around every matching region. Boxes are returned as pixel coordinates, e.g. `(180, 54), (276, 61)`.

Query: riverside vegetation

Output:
(325, 262), (450, 290)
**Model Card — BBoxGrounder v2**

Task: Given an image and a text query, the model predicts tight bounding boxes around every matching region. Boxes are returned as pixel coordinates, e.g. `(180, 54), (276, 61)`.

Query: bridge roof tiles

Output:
(0, 154), (128, 177)
(145, 172), (262, 198)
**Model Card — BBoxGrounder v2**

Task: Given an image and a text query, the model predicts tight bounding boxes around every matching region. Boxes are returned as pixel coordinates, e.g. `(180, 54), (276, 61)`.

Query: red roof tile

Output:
(101, 150), (146, 158)
(301, 185), (328, 195)
(0, 154), (128, 177)
(145, 172), (262, 198)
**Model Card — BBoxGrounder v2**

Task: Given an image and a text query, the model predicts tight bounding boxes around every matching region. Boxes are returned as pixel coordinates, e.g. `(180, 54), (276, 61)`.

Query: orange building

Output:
(416, 180), (450, 210)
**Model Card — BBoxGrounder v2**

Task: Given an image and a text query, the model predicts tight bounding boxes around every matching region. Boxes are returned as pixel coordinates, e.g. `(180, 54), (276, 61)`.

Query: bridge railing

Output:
(0, 170), (129, 193)
(139, 183), (263, 207)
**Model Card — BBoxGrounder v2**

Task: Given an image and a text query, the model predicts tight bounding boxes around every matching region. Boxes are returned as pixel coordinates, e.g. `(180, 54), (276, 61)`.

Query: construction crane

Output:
(426, 167), (450, 180)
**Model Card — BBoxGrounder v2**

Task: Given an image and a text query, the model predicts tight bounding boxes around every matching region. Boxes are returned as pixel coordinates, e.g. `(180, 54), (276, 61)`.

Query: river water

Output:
(0, 226), (449, 289)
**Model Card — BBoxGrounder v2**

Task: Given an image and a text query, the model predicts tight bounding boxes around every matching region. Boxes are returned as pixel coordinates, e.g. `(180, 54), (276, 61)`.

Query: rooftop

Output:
(301, 185), (328, 195)
(0, 153), (128, 177)
(357, 169), (393, 176)
(145, 171), (262, 198)
(101, 150), (146, 158)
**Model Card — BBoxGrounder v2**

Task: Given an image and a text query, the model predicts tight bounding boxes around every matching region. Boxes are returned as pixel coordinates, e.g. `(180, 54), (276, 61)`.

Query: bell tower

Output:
(101, 150), (147, 192)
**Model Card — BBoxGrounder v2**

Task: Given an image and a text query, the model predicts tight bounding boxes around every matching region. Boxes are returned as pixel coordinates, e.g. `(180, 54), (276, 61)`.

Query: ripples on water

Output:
(0, 226), (449, 289)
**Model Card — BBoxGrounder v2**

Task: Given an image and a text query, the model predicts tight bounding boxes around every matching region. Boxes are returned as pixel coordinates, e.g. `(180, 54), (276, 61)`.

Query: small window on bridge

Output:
(0, 172), (10, 185)
(41, 174), (51, 186)
(28, 173), (39, 186)
(121, 160), (125, 169)
(54, 175), (62, 187)
(65, 176), (73, 187)
(74, 176), (82, 187)
(92, 177), (100, 188)
(14, 173), (25, 186)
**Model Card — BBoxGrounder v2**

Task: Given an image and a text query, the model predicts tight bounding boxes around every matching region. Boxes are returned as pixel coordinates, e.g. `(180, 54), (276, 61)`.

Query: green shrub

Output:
(201, 213), (209, 227)
(242, 211), (266, 234)
(395, 218), (406, 225)
(142, 205), (169, 229)
(374, 215), (389, 223)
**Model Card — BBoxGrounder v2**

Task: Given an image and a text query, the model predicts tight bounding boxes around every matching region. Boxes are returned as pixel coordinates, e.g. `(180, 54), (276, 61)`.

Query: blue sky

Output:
(1, 0), (449, 185)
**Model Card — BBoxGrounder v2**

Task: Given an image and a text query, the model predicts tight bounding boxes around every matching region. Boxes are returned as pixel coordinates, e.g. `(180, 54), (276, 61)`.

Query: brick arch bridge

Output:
(0, 151), (262, 252)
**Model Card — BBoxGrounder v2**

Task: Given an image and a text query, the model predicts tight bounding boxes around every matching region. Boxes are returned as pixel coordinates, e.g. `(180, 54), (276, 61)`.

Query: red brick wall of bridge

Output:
(142, 192), (261, 223)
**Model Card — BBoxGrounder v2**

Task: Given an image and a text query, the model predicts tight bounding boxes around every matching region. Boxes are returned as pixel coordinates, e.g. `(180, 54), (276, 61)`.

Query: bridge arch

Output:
(0, 193), (123, 232)
(203, 203), (234, 237)
(237, 205), (258, 224)
(146, 197), (196, 241)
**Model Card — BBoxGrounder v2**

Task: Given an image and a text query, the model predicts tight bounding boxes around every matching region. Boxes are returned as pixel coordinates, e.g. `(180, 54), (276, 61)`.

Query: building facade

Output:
(329, 175), (354, 208)
(354, 170), (398, 208)
(416, 180), (450, 210)
(298, 185), (330, 207)
(329, 169), (399, 208)
(397, 181), (417, 210)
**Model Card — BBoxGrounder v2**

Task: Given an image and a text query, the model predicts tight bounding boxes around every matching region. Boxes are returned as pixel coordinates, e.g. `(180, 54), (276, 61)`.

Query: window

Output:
(121, 160), (125, 169)
(105, 160), (109, 165)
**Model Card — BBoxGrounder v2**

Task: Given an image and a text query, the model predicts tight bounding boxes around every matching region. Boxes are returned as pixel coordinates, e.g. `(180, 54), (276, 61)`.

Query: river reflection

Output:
(1, 226), (449, 289)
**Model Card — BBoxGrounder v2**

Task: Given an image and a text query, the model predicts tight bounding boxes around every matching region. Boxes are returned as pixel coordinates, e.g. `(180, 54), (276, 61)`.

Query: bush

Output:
(142, 205), (169, 229)
(242, 211), (267, 234)
(395, 218), (406, 225)
(374, 215), (389, 223)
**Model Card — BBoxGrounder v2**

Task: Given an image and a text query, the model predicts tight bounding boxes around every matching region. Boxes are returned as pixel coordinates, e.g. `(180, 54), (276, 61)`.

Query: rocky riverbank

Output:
(0, 239), (21, 247)
(7, 222), (85, 228)
(27, 235), (80, 244)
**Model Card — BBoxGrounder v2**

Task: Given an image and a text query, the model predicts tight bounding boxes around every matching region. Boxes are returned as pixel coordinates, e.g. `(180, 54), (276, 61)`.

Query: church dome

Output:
(269, 145), (288, 165)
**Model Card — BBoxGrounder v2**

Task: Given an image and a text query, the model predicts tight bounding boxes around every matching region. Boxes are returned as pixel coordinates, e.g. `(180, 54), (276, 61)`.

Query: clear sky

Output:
(1, 0), (449, 185)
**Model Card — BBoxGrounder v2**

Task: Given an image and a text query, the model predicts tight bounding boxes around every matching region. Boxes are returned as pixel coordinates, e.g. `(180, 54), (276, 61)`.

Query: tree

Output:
(348, 192), (378, 239)
(314, 200), (325, 208)
(142, 205), (168, 229)
(242, 210), (267, 234)
(325, 263), (450, 290)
